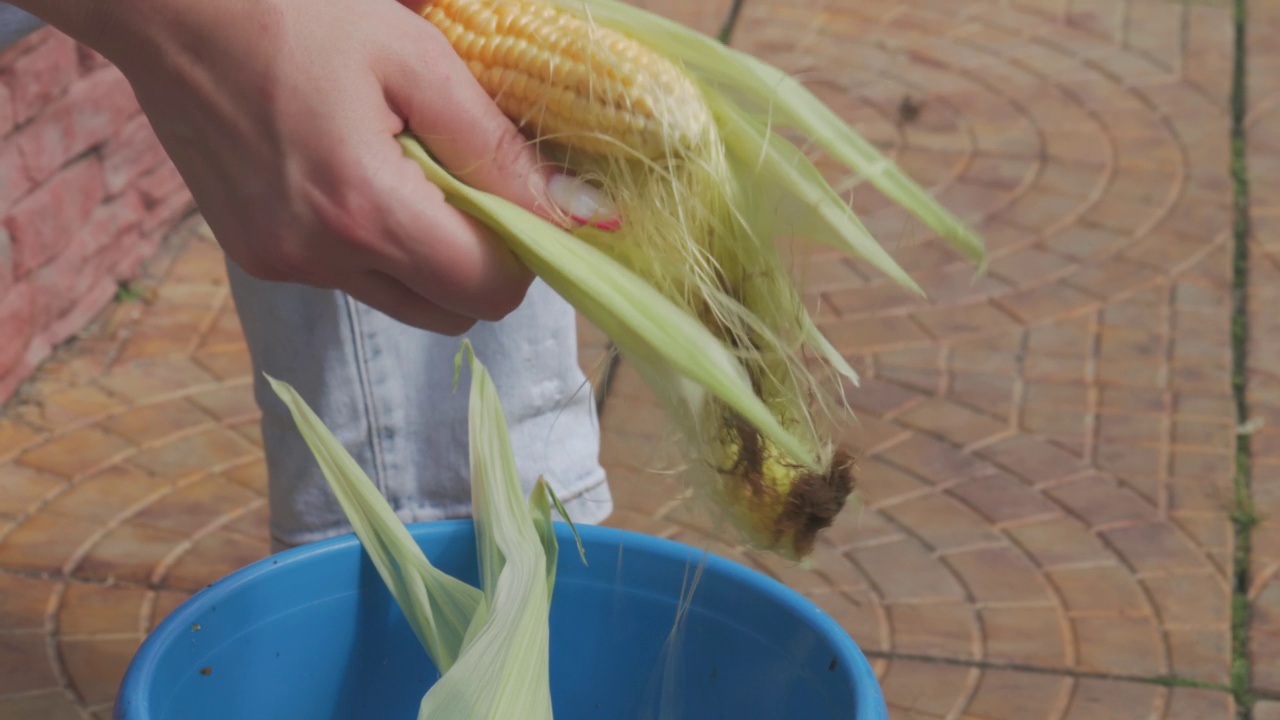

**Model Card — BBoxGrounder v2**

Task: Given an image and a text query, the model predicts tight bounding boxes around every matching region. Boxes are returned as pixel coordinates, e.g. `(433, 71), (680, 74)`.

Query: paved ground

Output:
(1244, 1), (1280, 719)
(0, 0), (1273, 718)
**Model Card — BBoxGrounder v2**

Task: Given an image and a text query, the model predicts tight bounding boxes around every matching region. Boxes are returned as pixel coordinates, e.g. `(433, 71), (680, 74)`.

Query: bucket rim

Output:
(113, 520), (887, 719)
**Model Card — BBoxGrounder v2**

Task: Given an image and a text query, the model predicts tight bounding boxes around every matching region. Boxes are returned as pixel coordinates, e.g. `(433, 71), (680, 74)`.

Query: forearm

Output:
(7, 0), (110, 43)
(5, 0), (174, 70)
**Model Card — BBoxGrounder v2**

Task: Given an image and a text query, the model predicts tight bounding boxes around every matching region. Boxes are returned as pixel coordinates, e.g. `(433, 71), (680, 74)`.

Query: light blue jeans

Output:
(226, 261), (612, 552)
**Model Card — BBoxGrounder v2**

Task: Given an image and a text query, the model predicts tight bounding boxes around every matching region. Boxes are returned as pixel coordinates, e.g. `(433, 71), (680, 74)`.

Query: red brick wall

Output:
(0, 27), (194, 403)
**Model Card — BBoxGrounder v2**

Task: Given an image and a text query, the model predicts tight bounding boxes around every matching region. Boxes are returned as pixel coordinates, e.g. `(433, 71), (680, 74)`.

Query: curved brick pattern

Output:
(0, 221), (266, 718)
(0, 0), (1247, 717)
(595, 0), (1242, 712)
(1248, 0), (1280, 700)
(728, 0), (1231, 358)
(875, 661), (1233, 720)
(633, 0), (1235, 687)
(603, 372), (1235, 686)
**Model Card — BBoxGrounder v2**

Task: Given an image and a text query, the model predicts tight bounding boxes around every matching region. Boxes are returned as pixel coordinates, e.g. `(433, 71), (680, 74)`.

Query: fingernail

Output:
(548, 173), (622, 231)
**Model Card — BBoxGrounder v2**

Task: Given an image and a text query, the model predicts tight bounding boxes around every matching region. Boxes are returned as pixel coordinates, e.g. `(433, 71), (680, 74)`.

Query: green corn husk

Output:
(266, 340), (583, 719)
(397, 0), (985, 559)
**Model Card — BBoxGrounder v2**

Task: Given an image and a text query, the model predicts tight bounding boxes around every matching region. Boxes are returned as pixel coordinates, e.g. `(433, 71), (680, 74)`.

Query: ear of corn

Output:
(396, 0), (986, 559)
(421, 0), (712, 158)
(267, 342), (576, 719)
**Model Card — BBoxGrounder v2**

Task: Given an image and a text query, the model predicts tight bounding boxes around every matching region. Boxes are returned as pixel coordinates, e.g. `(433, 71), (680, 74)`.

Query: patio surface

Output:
(1, 0), (1276, 718)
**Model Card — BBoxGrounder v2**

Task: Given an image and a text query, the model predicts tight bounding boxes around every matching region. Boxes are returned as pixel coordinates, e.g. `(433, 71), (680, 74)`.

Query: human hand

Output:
(40, 0), (610, 333)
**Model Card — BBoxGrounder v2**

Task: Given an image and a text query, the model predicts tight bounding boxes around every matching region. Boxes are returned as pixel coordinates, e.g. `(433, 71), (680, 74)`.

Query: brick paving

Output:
(0, 0), (1264, 718)
(1247, 0), (1280, 704)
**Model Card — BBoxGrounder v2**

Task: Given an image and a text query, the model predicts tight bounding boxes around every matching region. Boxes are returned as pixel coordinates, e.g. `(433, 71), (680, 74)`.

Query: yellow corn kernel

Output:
(416, 0), (713, 158)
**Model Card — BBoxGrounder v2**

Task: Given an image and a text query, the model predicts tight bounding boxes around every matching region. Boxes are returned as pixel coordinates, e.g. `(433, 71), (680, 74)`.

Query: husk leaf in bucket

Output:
(266, 340), (582, 719)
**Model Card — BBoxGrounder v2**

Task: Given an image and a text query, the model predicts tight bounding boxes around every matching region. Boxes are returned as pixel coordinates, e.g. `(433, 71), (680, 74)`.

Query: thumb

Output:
(380, 18), (619, 230)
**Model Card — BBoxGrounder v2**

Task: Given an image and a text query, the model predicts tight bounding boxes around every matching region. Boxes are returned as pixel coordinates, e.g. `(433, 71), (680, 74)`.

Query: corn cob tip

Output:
(773, 449), (856, 558)
(715, 415), (856, 559)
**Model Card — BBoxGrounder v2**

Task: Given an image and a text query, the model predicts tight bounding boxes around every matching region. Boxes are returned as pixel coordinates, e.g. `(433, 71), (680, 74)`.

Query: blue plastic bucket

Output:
(114, 521), (887, 719)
